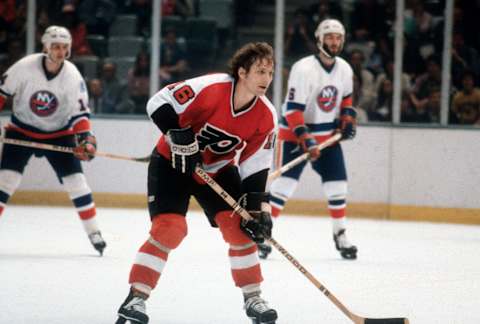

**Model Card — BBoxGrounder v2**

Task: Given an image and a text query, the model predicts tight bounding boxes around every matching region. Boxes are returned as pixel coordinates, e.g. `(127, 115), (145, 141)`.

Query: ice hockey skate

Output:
(333, 228), (357, 260)
(88, 231), (106, 256)
(116, 289), (149, 324)
(245, 295), (278, 324)
(257, 242), (272, 259)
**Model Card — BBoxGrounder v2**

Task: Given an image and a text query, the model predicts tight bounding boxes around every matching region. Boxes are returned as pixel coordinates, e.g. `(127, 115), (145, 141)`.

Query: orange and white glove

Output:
(293, 125), (320, 160)
(74, 132), (97, 161)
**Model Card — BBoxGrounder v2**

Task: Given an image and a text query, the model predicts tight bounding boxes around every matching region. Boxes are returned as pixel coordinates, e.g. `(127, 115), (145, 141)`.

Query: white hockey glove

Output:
(166, 127), (202, 175)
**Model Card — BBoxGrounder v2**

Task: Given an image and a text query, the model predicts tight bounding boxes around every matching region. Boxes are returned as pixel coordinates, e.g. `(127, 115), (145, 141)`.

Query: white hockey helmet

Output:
(41, 25), (72, 59)
(314, 19), (345, 58)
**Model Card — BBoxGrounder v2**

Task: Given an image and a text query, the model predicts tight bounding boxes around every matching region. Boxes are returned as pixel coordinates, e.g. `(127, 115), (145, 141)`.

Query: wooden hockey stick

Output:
(195, 166), (409, 324)
(0, 136), (150, 163)
(268, 132), (342, 181)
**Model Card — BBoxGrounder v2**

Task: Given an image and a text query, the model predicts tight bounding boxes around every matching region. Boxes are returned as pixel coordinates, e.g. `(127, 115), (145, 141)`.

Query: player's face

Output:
(323, 33), (343, 56)
(48, 43), (69, 64)
(244, 58), (274, 96)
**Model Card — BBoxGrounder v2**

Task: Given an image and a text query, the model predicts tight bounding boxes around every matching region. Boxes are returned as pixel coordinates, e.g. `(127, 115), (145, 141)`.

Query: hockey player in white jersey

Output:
(261, 19), (358, 260)
(0, 26), (106, 255)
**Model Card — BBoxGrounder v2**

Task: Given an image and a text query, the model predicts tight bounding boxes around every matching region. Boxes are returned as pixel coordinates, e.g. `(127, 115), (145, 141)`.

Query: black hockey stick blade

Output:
(364, 318), (409, 324)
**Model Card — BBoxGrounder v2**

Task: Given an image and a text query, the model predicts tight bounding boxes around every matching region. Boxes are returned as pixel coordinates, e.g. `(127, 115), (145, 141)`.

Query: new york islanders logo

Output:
(197, 124), (241, 154)
(30, 91), (59, 117)
(316, 85), (338, 112)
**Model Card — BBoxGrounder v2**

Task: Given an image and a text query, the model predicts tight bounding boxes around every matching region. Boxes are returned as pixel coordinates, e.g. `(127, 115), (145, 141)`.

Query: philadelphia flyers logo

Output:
(316, 85), (338, 112)
(29, 90), (59, 117)
(197, 124), (241, 154)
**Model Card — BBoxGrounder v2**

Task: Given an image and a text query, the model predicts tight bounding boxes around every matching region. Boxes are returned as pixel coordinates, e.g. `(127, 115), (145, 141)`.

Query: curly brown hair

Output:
(227, 42), (274, 81)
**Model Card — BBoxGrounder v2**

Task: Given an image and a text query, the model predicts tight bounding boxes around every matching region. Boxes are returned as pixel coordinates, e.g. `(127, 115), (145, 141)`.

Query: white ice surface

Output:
(1, 206), (479, 324)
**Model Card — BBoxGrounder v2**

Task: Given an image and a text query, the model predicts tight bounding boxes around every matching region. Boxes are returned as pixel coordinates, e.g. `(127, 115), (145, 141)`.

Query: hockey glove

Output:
(293, 125), (320, 160)
(74, 132), (97, 161)
(338, 107), (357, 140)
(240, 192), (273, 243)
(166, 127), (201, 175)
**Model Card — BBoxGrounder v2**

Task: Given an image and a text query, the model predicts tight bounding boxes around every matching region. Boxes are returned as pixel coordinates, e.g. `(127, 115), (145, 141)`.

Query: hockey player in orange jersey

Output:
(115, 42), (278, 324)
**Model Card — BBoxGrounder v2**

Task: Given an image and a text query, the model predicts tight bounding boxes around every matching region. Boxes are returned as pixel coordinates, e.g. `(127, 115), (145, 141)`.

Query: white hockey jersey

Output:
(279, 55), (353, 142)
(0, 53), (91, 139)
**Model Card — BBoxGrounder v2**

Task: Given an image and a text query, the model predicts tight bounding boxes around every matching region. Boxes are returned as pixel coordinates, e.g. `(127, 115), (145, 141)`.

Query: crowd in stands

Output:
(0, 0), (479, 125)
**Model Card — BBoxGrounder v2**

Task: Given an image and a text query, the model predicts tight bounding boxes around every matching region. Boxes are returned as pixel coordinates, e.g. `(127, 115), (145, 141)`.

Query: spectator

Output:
(162, 0), (195, 18)
(451, 70), (480, 125)
(78, 0), (117, 37)
(375, 58), (411, 95)
(411, 54), (442, 104)
(306, 0), (343, 28)
(35, 8), (51, 51)
(88, 78), (104, 113)
(370, 77), (393, 122)
(127, 51), (151, 114)
(2, 38), (25, 69)
(284, 9), (316, 62)
(350, 0), (388, 42)
(61, 4), (93, 57)
(349, 49), (376, 108)
(159, 28), (189, 85)
(405, 0), (434, 41)
(352, 74), (370, 122)
(98, 61), (135, 114)
(451, 30), (480, 89)
(409, 86), (441, 123)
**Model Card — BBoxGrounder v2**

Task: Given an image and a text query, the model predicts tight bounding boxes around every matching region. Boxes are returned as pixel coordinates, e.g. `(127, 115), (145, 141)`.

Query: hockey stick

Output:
(195, 166), (409, 324)
(0, 136), (150, 163)
(268, 133), (342, 181)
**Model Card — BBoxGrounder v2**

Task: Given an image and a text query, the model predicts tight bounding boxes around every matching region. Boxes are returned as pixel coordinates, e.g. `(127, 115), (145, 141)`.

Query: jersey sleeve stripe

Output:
(285, 102), (306, 112)
(341, 94), (353, 107)
(0, 88), (11, 97)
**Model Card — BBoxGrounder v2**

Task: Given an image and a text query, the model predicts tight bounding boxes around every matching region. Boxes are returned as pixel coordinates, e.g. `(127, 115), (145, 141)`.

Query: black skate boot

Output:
(88, 231), (106, 256)
(245, 295), (278, 324)
(333, 229), (357, 260)
(116, 289), (149, 324)
(257, 242), (272, 259)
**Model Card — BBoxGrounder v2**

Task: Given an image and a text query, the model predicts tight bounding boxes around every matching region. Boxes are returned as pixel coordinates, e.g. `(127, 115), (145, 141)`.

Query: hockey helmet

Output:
(41, 25), (72, 59)
(314, 19), (345, 58)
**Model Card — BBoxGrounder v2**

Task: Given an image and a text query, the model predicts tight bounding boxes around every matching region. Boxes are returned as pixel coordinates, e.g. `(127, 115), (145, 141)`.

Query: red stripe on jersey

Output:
(0, 205), (4, 216)
(6, 125), (75, 139)
(285, 111), (305, 129)
(229, 244), (258, 257)
(129, 264), (161, 290)
(139, 241), (169, 261)
(0, 95), (6, 111)
(231, 264), (263, 288)
(329, 208), (345, 218)
(72, 118), (91, 133)
(271, 206), (281, 218)
(341, 96), (353, 108)
(79, 207), (96, 220)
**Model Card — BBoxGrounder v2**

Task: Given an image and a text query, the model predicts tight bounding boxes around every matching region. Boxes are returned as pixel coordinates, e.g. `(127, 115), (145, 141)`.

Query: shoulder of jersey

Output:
(291, 55), (317, 72)
(64, 59), (84, 78)
(14, 53), (43, 68)
(189, 72), (232, 89)
(335, 56), (353, 70)
(258, 96), (278, 126)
